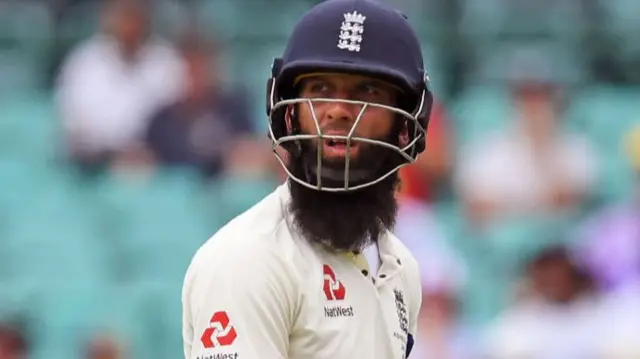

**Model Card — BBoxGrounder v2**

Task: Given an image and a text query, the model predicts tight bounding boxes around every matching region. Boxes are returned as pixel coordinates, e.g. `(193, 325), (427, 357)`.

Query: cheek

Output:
(297, 103), (322, 134)
(357, 110), (395, 137)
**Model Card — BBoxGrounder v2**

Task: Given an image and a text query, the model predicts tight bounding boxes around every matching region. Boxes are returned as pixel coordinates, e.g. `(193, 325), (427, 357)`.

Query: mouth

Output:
(323, 138), (360, 157)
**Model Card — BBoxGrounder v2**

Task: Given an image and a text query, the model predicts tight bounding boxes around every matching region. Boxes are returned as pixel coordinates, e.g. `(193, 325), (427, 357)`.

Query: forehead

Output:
(108, 0), (148, 19)
(297, 72), (395, 88)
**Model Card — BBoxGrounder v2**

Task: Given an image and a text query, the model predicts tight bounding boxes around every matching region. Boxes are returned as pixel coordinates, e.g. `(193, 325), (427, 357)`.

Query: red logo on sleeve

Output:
(201, 311), (238, 348)
(323, 264), (346, 300)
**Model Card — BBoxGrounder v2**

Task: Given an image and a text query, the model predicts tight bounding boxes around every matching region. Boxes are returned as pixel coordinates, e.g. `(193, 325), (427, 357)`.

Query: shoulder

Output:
(385, 232), (421, 291)
(188, 186), (294, 269)
(183, 185), (300, 293)
(145, 36), (183, 59)
(384, 231), (423, 337)
(60, 36), (110, 72)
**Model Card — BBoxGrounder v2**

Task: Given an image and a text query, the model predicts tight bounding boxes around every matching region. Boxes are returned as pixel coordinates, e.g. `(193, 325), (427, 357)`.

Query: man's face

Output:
(108, 4), (148, 51)
(286, 73), (403, 251)
(513, 84), (558, 139)
(86, 336), (122, 359)
(296, 73), (398, 161)
(531, 257), (577, 303)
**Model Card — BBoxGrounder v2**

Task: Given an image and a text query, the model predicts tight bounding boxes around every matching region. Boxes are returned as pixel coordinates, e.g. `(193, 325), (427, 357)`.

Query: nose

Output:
(324, 101), (356, 123)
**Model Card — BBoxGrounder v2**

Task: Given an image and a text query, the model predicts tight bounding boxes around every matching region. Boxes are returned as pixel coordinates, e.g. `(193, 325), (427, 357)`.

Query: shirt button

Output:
(361, 269), (369, 276)
(379, 274), (387, 279)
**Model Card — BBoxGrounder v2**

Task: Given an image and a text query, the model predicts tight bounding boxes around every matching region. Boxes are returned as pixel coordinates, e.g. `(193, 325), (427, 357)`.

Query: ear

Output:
(399, 120), (410, 148)
(285, 105), (295, 134)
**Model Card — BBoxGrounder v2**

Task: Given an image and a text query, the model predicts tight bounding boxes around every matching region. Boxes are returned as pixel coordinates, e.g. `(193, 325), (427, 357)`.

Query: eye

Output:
(355, 82), (396, 105)
(308, 81), (329, 94)
(358, 83), (381, 96)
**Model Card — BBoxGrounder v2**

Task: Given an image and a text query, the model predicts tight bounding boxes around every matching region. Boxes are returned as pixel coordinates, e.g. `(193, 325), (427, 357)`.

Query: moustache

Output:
(318, 123), (360, 137)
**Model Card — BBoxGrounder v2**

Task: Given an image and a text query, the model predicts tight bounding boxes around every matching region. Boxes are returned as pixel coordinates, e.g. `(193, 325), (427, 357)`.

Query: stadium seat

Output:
(152, 0), (189, 40)
(91, 170), (216, 281)
(0, 96), (58, 163)
(569, 86), (640, 200)
(0, 1), (53, 69)
(56, 2), (100, 43)
(0, 2), (53, 96)
(0, 162), (94, 261)
(603, 0), (640, 53)
(236, 0), (310, 38)
(472, 40), (585, 85)
(195, 0), (242, 40)
(153, 282), (185, 359)
(449, 84), (511, 146)
(207, 174), (280, 226)
(0, 51), (41, 97)
(422, 42), (446, 99)
(460, 0), (585, 41)
(0, 281), (37, 321)
(459, 0), (506, 38)
(1, 179), (111, 285)
(570, 86), (640, 149)
(232, 40), (288, 131)
(30, 283), (157, 359)
(455, 215), (575, 324)
(197, 0), (310, 40)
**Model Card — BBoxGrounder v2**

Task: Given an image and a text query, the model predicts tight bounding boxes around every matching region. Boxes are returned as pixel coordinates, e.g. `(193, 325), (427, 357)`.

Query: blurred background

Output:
(0, 0), (639, 358)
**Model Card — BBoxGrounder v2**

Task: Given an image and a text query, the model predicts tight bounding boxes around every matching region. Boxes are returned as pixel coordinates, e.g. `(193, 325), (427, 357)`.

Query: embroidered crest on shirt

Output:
(337, 11), (366, 52)
(393, 288), (410, 356)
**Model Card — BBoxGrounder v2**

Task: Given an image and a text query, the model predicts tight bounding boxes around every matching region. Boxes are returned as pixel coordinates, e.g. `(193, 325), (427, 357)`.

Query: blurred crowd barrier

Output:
(1, 0), (640, 358)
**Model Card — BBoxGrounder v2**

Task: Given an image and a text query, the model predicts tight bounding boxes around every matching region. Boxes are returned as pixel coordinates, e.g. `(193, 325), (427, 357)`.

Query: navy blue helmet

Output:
(266, 0), (433, 191)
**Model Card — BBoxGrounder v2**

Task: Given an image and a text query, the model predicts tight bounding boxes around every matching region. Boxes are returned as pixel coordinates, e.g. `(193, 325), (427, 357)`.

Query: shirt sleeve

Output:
(182, 240), (298, 359)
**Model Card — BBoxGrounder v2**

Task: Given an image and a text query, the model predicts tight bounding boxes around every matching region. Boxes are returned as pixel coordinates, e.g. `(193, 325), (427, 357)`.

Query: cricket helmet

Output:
(266, 0), (433, 191)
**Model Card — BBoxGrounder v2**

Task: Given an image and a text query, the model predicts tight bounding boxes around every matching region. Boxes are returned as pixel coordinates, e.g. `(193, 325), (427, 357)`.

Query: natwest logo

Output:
(201, 311), (237, 348)
(323, 264), (346, 300)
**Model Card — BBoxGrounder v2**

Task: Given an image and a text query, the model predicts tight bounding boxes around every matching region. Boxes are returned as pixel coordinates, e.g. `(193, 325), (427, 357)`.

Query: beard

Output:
(287, 129), (405, 252)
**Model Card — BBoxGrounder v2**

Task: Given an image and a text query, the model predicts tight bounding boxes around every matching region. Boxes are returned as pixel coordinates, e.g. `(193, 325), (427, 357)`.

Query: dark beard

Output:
(287, 132), (404, 252)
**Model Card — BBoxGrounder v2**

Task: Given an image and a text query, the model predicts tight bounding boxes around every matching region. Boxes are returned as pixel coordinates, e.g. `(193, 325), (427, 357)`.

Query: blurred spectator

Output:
(456, 52), (598, 226)
(393, 198), (476, 359)
(593, 265), (640, 358)
(573, 126), (640, 291)
(84, 333), (126, 359)
(482, 245), (600, 359)
(398, 100), (453, 203)
(55, 0), (186, 175)
(0, 320), (29, 359)
(142, 31), (268, 179)
(414, 291), (476, 359)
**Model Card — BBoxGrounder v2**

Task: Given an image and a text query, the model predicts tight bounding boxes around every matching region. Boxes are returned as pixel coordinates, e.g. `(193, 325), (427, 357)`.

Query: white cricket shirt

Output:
(182, 183), (422, 359)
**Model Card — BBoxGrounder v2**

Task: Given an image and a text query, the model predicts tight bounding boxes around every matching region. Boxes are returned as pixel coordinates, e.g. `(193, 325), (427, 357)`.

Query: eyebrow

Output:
(358, 79), (391, 89)
(301, 76), (390, 88)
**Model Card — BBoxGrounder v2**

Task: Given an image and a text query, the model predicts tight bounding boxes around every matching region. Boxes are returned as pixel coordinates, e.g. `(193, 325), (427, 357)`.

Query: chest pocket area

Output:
(290, 266), (362, 358)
